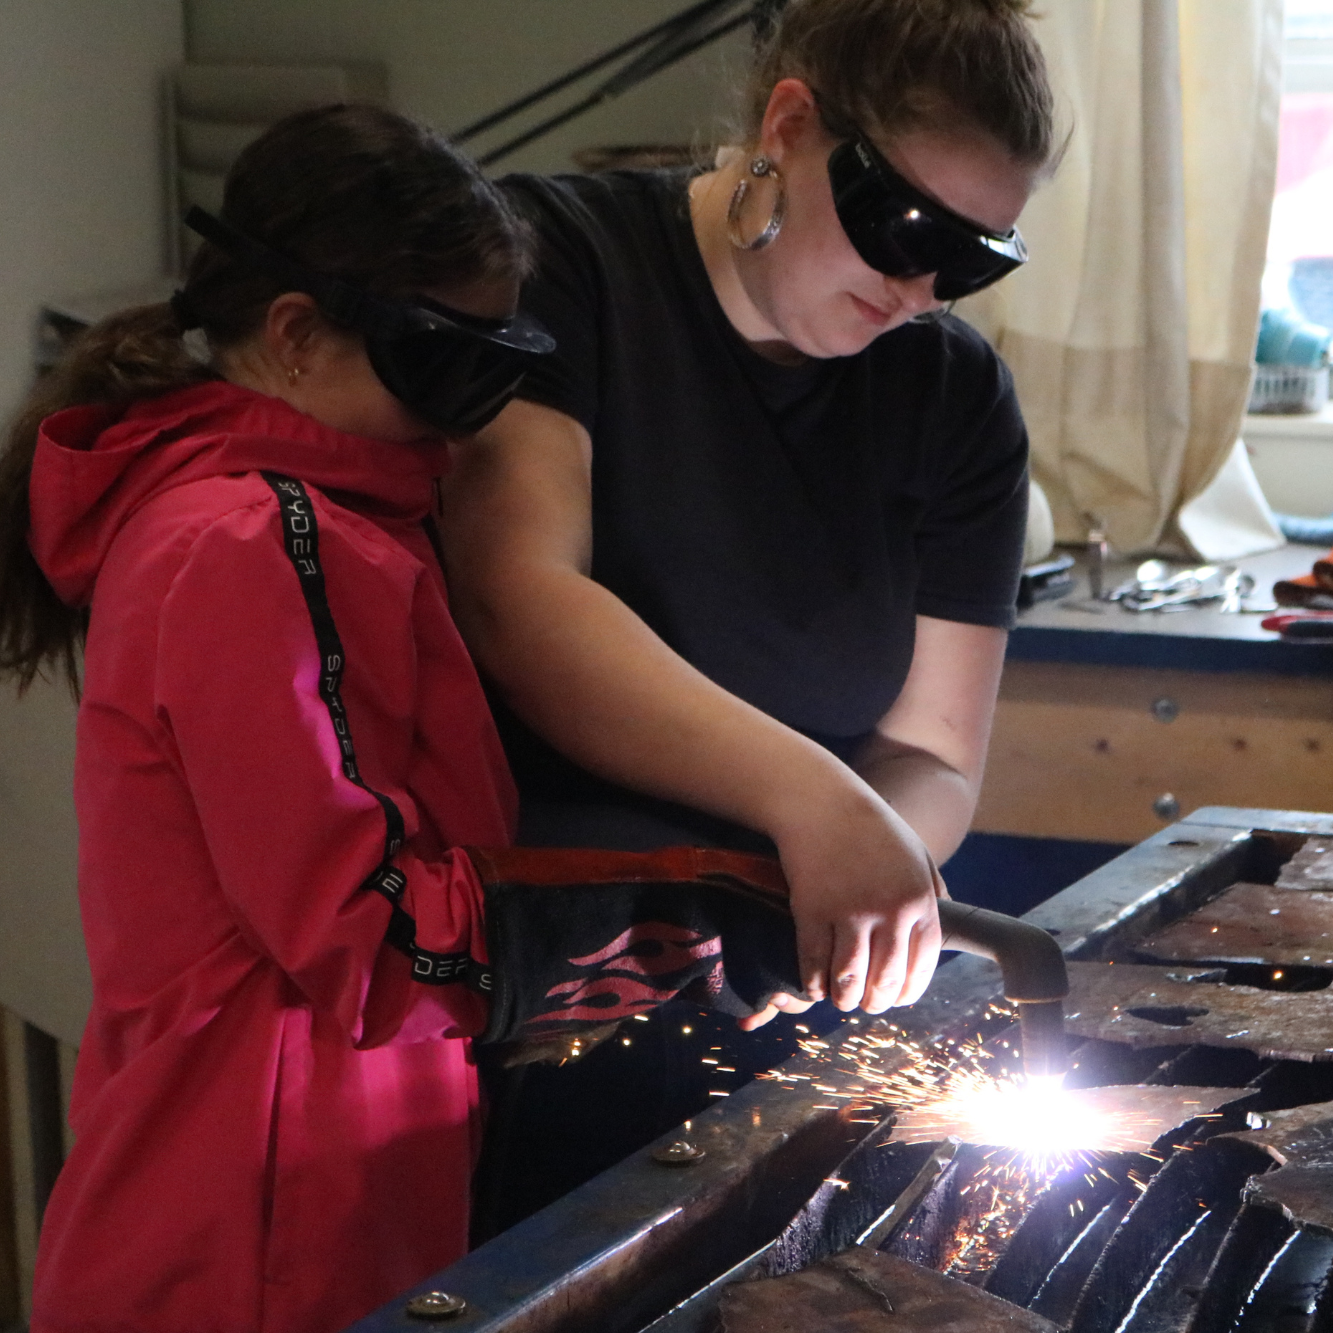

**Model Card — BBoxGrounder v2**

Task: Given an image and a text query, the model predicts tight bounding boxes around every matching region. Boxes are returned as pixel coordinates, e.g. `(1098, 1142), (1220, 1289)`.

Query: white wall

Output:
(0, 1), (185, 421)
(1244, 408), (1333, 517)
(183, 0), (752, 175)
(0, 1), (184, 1044)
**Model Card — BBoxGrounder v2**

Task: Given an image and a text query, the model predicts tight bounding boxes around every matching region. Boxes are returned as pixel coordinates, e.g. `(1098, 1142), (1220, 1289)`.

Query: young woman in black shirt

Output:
(444, 0), (1059, 1215)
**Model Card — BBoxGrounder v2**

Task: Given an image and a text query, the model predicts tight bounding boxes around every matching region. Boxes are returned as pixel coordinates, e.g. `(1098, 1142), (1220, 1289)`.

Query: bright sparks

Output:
(759, 1010), (1231, 1164)
(753, 1009), (1249, 1280)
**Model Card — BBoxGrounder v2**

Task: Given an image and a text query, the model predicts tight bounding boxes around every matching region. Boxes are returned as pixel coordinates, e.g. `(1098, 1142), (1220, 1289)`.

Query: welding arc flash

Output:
(893, 1081), (1246, 1158)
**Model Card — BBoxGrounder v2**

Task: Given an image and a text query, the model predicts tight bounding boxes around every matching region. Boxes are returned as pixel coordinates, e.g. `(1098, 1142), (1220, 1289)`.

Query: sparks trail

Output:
(756, 1005), (1230, 1280)
(757, 1007), (1091, 1275)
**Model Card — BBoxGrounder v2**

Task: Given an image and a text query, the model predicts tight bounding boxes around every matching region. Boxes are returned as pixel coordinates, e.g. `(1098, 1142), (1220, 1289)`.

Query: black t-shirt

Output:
(498, 168), (1029, 848)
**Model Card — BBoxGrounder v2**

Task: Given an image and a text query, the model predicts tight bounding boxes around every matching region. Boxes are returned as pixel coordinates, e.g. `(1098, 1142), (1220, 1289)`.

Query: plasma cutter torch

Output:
(935, 899), (1069, 1079)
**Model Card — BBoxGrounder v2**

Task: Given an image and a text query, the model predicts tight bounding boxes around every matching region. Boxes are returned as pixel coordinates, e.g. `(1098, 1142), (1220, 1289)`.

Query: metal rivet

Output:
(653, 1139), (705, 1166)
(405, 1291), (468, 1320)
(1151, 697), (1179, 723)
(1153, 793), (1180, 821)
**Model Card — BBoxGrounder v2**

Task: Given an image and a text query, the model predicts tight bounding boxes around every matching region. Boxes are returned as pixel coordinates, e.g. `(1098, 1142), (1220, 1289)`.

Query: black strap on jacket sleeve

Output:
(260, 472), (490, 990)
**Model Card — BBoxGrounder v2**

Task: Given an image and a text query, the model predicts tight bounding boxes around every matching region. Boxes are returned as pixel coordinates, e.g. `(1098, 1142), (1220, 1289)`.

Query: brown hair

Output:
(744, 0), (1057, 166)
(0, 103), (531, 694)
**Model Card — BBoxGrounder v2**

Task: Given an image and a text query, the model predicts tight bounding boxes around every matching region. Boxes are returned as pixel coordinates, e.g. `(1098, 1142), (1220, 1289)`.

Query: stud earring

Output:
(286, 365), (303, 387)
(727, 156), (787, 252)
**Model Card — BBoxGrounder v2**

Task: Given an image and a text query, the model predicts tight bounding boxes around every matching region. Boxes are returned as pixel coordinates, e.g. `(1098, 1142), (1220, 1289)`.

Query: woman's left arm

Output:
(851, 615), (1008, 868)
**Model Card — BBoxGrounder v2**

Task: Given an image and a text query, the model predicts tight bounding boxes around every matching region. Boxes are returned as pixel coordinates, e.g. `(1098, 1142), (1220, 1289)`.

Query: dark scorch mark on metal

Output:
(1062, 963), (1333, 1062)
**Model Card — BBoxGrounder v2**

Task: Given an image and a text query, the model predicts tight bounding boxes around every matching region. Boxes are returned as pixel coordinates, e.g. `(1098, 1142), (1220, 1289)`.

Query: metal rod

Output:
(598, 7), (754, 98)
(475, 8), (757, 167)
(454, 0), (743, 144)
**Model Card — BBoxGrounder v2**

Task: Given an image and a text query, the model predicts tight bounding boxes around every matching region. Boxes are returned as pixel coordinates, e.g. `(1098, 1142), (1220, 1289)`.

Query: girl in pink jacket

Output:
(5, 105), (538, 1333)
(0, 104), (811, 1333)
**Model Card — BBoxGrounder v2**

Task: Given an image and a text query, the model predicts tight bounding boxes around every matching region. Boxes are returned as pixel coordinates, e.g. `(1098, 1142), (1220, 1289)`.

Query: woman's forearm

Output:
(852, 737), (979, 866)
(460, 554), (869, 842)
(850, 617), (1007, 869)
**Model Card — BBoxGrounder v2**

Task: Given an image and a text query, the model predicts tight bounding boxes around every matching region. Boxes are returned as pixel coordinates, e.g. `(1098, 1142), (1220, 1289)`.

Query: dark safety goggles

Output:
(181, 206), (554, 435)
(826, 134), (1028, 301)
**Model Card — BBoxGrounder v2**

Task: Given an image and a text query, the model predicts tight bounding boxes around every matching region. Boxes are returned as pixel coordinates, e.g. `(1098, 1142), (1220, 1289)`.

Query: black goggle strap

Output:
(183, 206), (436, 339)
(260, 471), (493, 993)
(183, 206), (555, 357)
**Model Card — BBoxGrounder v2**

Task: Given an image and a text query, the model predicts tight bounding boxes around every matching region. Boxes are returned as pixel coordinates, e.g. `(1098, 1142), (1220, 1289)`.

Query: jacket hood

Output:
(30, 380), (452, 607)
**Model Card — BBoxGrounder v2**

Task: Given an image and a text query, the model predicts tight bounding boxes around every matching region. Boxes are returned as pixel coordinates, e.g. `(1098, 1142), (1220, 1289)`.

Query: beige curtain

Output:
(960, 0), (1284, 554)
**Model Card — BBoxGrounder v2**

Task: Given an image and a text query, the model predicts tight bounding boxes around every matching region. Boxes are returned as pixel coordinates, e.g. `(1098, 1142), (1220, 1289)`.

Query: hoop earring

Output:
(727, 156), (786, 252)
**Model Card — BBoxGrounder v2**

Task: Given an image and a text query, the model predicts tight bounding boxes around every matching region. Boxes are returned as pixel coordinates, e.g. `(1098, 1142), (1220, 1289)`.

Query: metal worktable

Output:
(346, 805), (1333, 1333)
(974, 545), (1333, 845)
(1008, 544), (1333, 676)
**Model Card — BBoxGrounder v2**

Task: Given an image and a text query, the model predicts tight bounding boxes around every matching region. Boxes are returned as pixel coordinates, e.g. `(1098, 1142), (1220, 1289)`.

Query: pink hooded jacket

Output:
(27, 380), (515, 1333)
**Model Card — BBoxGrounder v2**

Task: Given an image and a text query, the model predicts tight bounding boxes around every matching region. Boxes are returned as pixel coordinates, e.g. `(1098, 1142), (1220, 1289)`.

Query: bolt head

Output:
(1153, 793), (1180, 821)
(1151, 696), (1179, 724)
(405, 1291), (468, 1320)
(653, 1139), (705, 1166)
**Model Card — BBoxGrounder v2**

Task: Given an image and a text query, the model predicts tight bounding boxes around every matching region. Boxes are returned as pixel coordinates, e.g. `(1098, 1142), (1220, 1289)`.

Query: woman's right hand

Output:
(769, 778), (944, 1014)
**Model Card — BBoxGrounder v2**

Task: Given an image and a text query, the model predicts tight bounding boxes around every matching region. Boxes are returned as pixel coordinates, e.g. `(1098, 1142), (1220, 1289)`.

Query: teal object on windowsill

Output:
(1275, 512), (1333, 545)
(1256, 307), (1332, 367)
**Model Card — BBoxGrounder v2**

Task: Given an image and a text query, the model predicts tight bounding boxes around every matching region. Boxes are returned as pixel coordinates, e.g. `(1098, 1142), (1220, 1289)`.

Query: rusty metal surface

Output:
(1277, 836), (1333, 890)
(716, 1251), (1058, 1333)
(1134, 881), (1333, 966)
(1221, 1099), (1333, 1234)
(891, 1084), (1247, 1153)
(1224, 1099), (1333, 1166)
(1063, 962), (1333, 1061)
(344, 813), (1333, 1333)
(1246, 1165), (1333, 1235)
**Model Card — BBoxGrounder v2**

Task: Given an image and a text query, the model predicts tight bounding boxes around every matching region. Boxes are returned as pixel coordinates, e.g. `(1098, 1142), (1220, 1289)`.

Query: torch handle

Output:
(936, 899), (1068, 1003)
(936, 899), (1069, 1078)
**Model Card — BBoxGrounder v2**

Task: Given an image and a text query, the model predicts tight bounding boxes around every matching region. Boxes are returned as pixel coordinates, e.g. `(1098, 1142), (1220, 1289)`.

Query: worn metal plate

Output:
(1063, 962), (1333, 1062)
(1220, 1100), (1333, 1231)
(1225, 1099), (1333, 1167)
(1066, 1137), (1274, 1333)
(716, 1250), (1058, 1333)
(1246, 1165), (1333, 1234)
(891, 1083), (1247, 1153)
(1134, 881), (1333, 966)
(1277, 837), (1333, 891)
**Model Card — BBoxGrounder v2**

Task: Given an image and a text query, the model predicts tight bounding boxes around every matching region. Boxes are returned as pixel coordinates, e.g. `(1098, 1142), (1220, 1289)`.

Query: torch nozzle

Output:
(936, 900), (1069, 1079)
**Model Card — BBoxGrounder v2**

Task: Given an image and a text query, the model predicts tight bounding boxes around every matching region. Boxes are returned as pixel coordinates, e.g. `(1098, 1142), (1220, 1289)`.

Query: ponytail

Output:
(0, 102), (533, 697)
(0, 303), (215, 694)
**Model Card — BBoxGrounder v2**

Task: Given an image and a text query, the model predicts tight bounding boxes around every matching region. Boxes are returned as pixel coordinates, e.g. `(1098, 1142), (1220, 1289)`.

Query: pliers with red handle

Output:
(1261, 611), (1333, 639)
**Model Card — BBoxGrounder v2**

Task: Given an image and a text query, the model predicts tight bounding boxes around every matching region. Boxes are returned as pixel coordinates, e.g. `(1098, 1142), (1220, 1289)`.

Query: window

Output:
(1266, 0), (1333, 325)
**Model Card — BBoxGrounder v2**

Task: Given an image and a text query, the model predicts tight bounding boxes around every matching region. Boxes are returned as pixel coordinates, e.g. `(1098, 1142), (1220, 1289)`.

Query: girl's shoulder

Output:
(110, 472), (425, 612)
